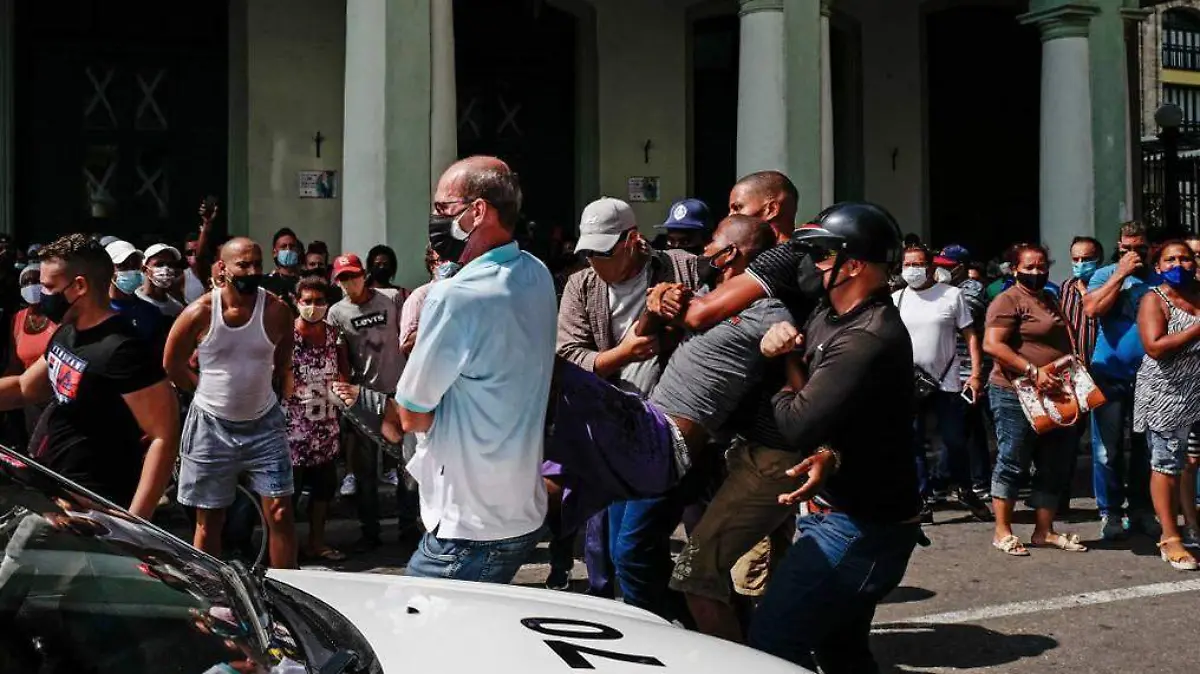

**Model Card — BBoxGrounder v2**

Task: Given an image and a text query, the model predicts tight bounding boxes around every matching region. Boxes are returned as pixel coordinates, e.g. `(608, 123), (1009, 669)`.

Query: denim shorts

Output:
(1147, 422), (1200, 476)
(177, 403), (294, 509)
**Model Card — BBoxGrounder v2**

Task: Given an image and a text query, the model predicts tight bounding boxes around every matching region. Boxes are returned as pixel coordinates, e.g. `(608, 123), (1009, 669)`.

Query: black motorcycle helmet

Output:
(790, 201), (904, 266)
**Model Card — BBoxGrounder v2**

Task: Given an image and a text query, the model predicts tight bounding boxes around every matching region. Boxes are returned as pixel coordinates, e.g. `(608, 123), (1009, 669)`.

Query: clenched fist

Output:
(761, 321), (804, 358)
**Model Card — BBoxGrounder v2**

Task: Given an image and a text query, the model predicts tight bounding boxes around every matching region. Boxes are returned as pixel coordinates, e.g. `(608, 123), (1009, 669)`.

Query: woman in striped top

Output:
(1134, 241), (1200, 570)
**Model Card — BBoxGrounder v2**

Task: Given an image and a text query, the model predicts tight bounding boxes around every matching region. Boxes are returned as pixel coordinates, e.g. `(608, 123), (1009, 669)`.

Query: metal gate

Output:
(1141, 136), (1200, 235)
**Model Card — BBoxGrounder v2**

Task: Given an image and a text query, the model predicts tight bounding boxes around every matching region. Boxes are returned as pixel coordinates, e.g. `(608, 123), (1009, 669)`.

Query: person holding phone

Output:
(892, 244), (991, 523)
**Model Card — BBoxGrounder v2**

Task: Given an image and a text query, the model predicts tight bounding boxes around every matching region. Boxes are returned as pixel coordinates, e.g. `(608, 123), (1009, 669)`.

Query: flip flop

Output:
(992, 534), (1029, 556)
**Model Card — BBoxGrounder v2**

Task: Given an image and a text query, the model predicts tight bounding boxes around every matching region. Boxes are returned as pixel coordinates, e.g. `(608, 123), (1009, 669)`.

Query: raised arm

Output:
(682, 272), (766, 331)
(1083, 253), (1140, 318)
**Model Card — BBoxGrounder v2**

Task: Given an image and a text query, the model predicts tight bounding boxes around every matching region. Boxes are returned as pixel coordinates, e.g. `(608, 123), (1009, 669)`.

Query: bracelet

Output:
(816, 447), (841, 474)
(1025, 362), (1037, 379)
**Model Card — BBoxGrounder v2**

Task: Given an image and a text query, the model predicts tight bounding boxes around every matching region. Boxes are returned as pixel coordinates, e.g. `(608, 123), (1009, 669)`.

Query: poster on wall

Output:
(627, 176), (660, 203)
(299, 170), (339, 199)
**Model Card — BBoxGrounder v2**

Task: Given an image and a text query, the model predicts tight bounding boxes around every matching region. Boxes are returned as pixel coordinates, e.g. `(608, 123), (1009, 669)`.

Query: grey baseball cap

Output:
(575, 197), (637, 254)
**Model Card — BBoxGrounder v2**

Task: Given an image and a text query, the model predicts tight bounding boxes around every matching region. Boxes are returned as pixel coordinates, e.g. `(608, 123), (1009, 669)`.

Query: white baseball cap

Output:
(144, 243), (182, 262)
(104, 240), (142, 265)
(575, 198), (637, 254)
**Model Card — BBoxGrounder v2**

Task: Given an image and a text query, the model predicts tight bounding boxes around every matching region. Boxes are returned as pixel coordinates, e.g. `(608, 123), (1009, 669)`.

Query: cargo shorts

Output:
(669, 441), (800, 603)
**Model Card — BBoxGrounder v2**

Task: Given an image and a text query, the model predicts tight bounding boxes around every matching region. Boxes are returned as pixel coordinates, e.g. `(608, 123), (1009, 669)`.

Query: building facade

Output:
(0, 0), (1156, 286)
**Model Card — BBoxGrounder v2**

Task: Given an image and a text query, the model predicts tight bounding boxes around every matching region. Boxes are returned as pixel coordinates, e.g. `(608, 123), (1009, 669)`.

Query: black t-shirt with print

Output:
(31, 316), (166, 506)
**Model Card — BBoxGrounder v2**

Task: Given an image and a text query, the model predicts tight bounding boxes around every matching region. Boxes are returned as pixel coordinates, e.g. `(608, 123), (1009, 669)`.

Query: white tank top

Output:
(192, 287), (278, 421)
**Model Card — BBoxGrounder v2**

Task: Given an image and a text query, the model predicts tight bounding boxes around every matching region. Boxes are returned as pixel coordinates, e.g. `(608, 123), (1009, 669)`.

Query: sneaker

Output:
(339, 474), (357, 497)
(1100, 515), (1128, 541)
(1128, 511), (1162, 539)
(920, 502), (934, 525)
(545, 567), (571, 591)
(1183, 528), (1200, 550)
(929, 489), (949, 505)
(955, 488), (994, 522)
(972, 485), (990, 500)
(381, 469), (400, 486)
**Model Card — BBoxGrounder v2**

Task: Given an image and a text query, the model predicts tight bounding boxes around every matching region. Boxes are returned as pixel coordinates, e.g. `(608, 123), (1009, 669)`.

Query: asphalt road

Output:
(286, 490), (1197, 674)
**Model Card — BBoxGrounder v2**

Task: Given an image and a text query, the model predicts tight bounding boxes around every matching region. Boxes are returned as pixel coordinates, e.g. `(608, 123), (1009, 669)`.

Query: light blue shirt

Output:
(396, 242), (557, 541)
(1087, 263), (1155, 382)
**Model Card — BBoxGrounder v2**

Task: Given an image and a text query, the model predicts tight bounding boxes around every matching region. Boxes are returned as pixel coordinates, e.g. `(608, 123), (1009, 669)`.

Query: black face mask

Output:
(1015, 271), (1048, 292)
(39, 289), (75, 324)
(429, 215), (467, 263)
(369, 265), (393, 284)
(795, 251), (828, 301)
(228, 273), (263, 295)
(696, 246), (733, 289)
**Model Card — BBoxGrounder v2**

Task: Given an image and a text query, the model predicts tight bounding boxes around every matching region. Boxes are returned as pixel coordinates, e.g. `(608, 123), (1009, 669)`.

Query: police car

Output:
(0, 445), (807, 673)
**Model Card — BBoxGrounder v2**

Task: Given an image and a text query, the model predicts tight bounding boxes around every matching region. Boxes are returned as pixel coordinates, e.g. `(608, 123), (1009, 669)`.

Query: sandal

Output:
(1158, 537), (1200, 571)
(992, 534), (1029, 556)
(1030, 532), (1087, 552)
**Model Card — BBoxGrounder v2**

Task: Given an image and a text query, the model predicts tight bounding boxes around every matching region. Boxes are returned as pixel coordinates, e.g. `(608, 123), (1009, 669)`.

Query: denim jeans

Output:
(989, 385), (1078, 508)
(959, 389), (994, 490)
(914, 391), (972, 495)
(608, 494), (689, 621)
(345, 423), (419, 541)
(747, 512), (920, 672)
(405, 525), (544, 583)
(1089, 376), (1151, 518)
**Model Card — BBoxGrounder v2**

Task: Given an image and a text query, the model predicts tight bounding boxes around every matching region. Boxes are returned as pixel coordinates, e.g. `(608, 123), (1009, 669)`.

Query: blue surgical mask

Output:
(276, 249), (300, 267)
(1161, 265), (1196, 290)
(1072, 260), (1098, 279)
(113, 270), (143, 294)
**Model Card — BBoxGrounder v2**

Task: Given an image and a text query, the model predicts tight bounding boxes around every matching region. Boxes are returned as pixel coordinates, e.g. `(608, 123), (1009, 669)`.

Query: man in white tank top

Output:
(164, 237), (299, 568)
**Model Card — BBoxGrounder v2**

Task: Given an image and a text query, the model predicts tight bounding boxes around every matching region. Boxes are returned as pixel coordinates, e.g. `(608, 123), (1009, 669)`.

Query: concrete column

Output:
(737, 0), (788, 177)
(429, 0), (458, 193)
(820, 0), (835, 207)
(0, 0), (13, 235)
(341, 0), (435, 289)
(784, 0), (822, 215)
(1021, 3), (1100, 282)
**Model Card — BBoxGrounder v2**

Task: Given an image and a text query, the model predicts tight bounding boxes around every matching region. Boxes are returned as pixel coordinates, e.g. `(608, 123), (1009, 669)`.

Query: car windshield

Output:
(0, 446), (303, 674)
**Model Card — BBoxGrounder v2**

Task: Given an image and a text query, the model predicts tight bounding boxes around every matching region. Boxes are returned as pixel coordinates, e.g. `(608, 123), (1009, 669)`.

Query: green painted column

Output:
(1088, 0), (1142, 246)
(784, 0), (823, 215)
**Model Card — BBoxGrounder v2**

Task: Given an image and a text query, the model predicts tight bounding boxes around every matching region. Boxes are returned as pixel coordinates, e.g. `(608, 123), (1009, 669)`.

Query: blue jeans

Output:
(405, 525), (544, 583)
(989, 385), (1078, 508)
(747, 513), (920, 672)
(608, 495), (688, 620)
(914, 391), (972, 495)
(1090, 376), (1151, 518)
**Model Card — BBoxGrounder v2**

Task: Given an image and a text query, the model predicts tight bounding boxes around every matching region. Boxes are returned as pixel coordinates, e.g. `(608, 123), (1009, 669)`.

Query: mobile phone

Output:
(961, 387), (977, 405)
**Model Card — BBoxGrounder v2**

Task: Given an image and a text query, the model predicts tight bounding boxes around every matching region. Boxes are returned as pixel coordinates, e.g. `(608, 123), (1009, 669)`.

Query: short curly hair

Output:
(37, 233), (114, 291)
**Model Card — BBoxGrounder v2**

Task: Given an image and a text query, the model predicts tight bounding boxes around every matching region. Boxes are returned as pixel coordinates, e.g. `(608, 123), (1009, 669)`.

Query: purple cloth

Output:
(543, 359), (681, 532)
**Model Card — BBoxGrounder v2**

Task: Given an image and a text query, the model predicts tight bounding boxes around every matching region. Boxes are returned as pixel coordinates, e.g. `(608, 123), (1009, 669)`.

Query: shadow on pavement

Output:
(872, 623), (1057, 672)
(880, 585), (937, 605)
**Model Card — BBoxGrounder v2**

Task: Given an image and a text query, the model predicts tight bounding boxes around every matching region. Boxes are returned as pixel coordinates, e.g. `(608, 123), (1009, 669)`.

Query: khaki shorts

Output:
(730, 520), (795, 597)
(669, 441), (799, 604)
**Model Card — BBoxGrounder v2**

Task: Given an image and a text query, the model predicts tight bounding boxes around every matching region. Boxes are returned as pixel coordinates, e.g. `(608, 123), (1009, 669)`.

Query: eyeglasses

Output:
(432, 197), (481, 217)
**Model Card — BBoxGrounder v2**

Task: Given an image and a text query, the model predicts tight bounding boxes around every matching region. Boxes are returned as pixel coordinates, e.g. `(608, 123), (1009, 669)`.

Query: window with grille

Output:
(1164, 9), (1200, 71)
(1164, 84), (1200, 132)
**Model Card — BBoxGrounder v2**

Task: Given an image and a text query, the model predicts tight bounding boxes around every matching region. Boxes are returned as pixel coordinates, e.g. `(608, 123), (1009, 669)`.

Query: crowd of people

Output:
(0, 154), (1198, 671)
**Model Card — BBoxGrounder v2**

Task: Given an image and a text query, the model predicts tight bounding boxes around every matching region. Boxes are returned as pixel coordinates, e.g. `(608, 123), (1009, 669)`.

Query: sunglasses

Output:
(580, 231), (632, 260)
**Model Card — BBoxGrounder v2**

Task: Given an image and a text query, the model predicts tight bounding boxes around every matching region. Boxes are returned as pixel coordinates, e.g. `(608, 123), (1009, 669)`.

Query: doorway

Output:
(925, 4), (1041, 262)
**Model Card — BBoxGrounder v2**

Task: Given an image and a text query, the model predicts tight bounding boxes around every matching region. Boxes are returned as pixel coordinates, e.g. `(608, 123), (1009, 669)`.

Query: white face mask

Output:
(148, 266), (178, 289)
(298, 303), (328, 323)
(20, 284), (41, 306)
(901, 267), (928, 288)
(450, 201), (476, 242)
(934, 267), (953, 284)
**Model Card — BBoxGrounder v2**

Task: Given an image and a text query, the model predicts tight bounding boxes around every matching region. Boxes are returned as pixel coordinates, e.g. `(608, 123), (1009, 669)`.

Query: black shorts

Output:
(293, 460), (338, 503)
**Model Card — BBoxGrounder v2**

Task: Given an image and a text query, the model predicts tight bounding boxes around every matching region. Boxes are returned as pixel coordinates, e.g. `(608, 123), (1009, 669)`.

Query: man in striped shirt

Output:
(1059, 236), (1103, 365)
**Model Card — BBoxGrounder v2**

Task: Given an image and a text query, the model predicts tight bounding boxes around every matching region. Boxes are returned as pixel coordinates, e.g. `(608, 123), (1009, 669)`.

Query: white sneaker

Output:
(339, 474), (358, 497)
(1100, 515), (1127, 541)
(381, 469), (400, 486)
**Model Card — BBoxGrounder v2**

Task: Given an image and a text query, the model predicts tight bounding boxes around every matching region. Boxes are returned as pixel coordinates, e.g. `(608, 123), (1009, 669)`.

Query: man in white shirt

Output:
(894, 244), (992, 523)
(336, 156), (556, 583)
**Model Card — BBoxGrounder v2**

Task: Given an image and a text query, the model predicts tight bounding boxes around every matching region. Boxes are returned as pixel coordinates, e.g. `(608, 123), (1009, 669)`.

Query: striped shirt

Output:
(1058, 277), (1098, 365)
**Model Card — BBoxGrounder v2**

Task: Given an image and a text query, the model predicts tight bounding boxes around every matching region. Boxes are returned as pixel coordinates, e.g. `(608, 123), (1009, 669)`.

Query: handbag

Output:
(898, 288), (956, 400)
(1010, 357), (1107, 434)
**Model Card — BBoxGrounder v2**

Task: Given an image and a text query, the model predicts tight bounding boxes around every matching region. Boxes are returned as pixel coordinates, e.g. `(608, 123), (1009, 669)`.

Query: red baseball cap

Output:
(332, 253), (365, 280)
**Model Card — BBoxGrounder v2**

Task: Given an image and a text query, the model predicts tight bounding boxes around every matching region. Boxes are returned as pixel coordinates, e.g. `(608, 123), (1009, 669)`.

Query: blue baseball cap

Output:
(659, 198), (711, 231)
(935, 244), (971, 266)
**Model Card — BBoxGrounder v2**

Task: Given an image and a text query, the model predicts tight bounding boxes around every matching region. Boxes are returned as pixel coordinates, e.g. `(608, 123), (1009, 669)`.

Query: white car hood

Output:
(268, 569), (808, 673)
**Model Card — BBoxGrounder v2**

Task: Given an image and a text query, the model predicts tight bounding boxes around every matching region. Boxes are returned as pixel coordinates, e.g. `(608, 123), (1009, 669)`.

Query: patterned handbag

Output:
(1011, 355), (1107, 434)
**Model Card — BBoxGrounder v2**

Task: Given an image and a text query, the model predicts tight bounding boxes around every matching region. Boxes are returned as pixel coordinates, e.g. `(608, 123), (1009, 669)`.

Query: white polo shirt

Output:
(395, 242), (557, 541)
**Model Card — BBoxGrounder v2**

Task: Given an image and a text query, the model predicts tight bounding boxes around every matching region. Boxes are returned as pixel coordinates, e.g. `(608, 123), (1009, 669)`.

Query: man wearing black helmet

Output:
(746, 202), (924, 672)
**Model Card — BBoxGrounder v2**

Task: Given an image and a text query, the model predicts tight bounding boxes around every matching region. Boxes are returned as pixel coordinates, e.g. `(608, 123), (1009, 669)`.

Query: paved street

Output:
(261, 489), (1195, 674)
